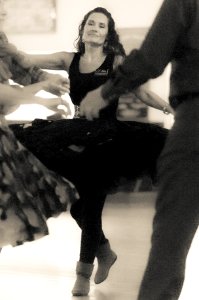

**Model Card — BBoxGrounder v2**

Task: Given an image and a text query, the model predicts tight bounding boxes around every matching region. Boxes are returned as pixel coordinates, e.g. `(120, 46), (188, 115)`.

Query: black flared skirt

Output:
(10, 118), (168, 195)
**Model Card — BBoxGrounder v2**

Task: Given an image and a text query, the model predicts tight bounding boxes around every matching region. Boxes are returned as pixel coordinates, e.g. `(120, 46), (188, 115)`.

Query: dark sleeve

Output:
(101, 0), (192, 101)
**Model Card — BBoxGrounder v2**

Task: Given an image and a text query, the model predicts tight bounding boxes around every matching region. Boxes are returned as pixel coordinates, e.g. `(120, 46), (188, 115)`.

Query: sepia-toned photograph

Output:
(0, 1), (198, 300)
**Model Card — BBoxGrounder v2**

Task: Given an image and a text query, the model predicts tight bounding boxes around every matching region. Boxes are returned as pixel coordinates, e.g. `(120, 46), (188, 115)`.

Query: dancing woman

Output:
(9, 7), (171, 296)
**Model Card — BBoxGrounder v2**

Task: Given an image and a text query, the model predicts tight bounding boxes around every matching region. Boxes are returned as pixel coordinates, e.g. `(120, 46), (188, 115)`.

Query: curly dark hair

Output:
(75, 7), (126, 56)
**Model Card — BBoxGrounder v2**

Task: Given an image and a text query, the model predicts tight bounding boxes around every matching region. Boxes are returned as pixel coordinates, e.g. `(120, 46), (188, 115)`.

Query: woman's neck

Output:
(79, 44), (107, 73)
(83, 44), (105, 61)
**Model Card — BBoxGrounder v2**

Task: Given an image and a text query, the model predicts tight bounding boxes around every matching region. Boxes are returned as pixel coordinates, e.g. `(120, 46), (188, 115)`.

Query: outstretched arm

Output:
(10, 60), (70, 96)
(0, 32), (71, 91)
(0, 83), (69, 116)
(80, 85), (175, 120)
(0, 83), (57, 106)
(15, 51), (74, 72)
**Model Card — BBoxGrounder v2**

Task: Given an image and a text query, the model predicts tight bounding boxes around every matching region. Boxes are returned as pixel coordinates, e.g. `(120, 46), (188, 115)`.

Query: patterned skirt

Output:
(0, 120), (78, 248)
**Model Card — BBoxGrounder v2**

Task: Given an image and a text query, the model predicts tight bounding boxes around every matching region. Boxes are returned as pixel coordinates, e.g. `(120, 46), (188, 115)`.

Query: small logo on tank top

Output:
(94, 69), (109, 76)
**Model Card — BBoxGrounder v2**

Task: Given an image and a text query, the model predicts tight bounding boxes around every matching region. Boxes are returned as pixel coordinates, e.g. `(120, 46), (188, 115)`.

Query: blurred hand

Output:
(80, 86), (108, 120)
(41, 97), (62, 111)
(58, 94), (73, 117)
(44, 74), (70, 96)
(42, 96), (71, 118)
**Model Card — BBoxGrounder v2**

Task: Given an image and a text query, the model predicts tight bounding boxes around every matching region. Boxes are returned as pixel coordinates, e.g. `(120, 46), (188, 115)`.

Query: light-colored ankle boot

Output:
(94, 241), (117, 284)
(72, 261), (94, 296)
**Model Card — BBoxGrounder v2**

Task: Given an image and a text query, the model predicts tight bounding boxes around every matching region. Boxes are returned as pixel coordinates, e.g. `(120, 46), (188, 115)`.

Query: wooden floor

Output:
(0, 191), (198, 300)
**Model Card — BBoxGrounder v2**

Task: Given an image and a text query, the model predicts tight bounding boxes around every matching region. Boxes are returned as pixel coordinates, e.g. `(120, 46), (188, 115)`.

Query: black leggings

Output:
(68, 146), (113, 264)
(70, 191), (108, 263)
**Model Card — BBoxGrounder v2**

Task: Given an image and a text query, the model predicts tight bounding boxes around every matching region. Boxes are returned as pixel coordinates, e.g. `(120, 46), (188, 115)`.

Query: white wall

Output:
(101, 0), (163, 27)
(7, 0), (100, 52)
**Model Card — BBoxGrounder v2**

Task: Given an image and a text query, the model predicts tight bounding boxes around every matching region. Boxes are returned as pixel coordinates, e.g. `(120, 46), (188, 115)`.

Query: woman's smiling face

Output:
(82, 12), (109, 47)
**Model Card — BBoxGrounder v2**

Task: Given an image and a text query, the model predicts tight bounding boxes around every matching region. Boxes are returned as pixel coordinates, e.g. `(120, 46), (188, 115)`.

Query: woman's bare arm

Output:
(16, 51), (75, 72)
(134, 87), (175, 115)
(114, 55), (174, 114)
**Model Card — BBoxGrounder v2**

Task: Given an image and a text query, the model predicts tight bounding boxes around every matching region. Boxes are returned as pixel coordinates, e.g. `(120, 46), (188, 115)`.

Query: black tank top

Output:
(68, 52), (118, 118)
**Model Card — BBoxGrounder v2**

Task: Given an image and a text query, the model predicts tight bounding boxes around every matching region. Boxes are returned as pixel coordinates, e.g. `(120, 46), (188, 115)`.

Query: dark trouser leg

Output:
(70, 190), (108, 264)
(138, 99), (199, 300)
(70, 198), (108, 247)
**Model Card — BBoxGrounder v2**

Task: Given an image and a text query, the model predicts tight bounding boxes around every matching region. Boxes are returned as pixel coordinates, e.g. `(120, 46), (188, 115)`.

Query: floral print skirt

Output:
(0, 121), (78, 248)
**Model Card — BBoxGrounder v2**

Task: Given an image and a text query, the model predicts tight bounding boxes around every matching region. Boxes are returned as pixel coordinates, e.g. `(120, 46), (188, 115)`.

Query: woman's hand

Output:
(43, 74), (70, 96)
(40, 96), (71, 118)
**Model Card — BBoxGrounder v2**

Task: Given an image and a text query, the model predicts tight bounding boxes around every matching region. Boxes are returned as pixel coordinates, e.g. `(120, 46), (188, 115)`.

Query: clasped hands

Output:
(42, 74), (71, 117)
